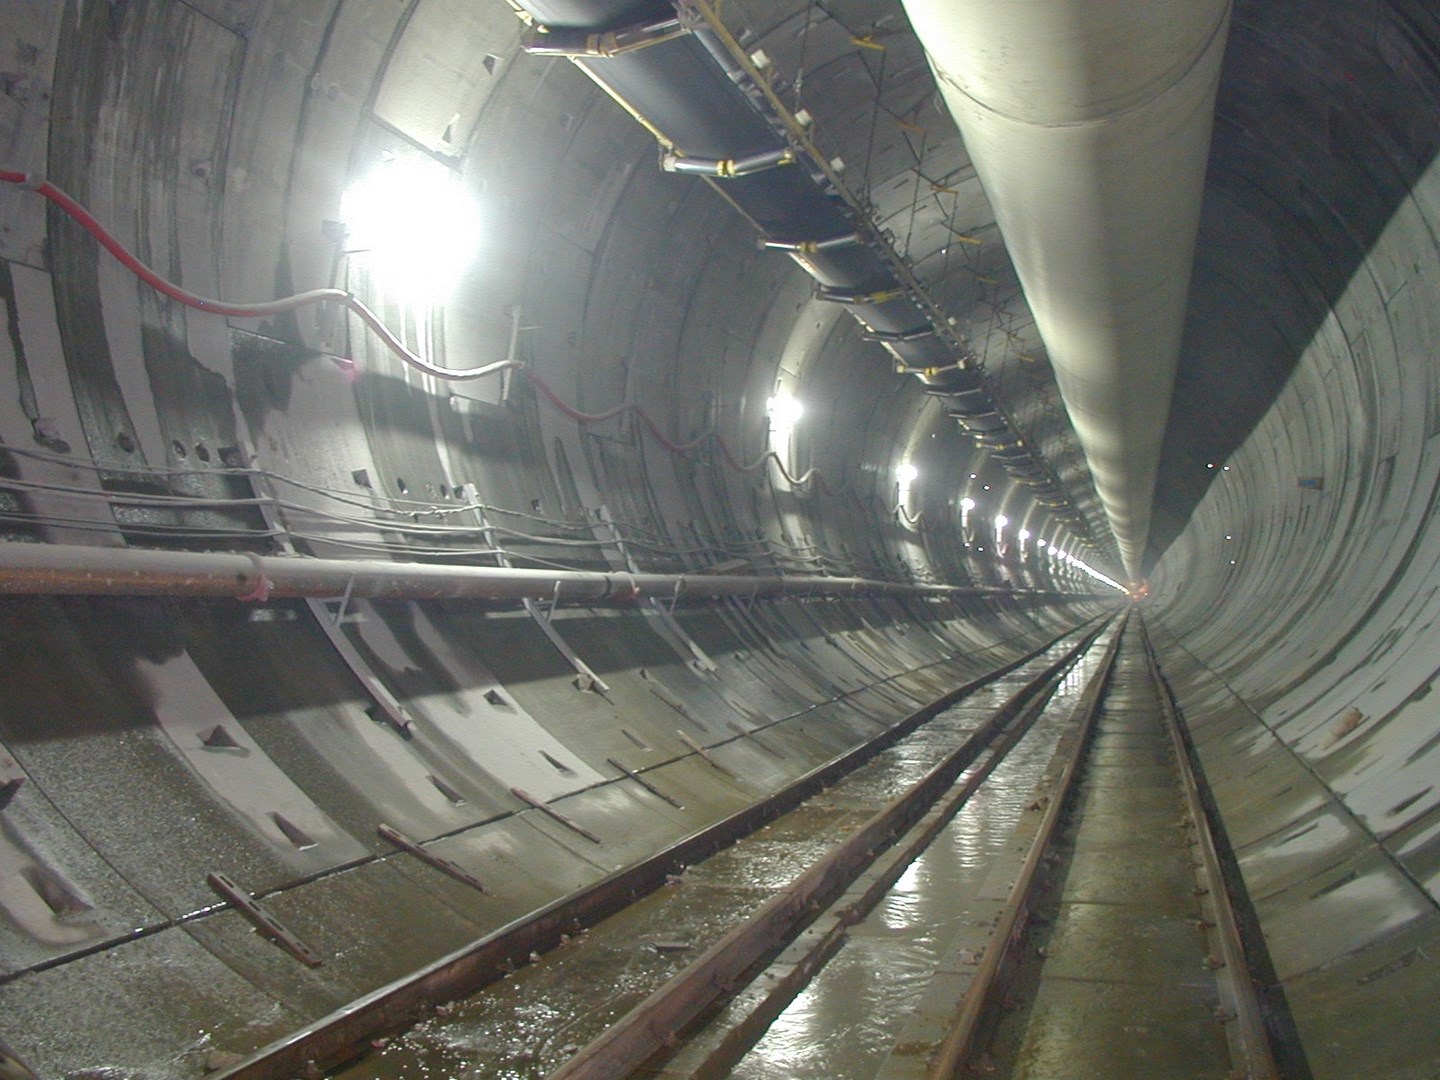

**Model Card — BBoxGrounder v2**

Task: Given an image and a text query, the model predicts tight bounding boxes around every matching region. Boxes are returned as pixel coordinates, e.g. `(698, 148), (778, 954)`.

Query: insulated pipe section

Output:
(901, 0), (1231, 578)
(0, 543), (1057, 603)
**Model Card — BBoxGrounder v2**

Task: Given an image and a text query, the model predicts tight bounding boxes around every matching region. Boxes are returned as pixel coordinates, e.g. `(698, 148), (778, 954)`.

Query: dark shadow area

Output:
(1146, 0), (1440, 568)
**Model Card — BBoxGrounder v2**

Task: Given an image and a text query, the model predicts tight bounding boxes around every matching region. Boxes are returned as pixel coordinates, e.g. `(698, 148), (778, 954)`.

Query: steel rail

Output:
(1140, 621), (1281, 1079)
(544, 621), (1110, 1080)
(925, 612), (1129, 1077)
(211, 623), (1095, 1080)
(666, 621), (1120, 1079)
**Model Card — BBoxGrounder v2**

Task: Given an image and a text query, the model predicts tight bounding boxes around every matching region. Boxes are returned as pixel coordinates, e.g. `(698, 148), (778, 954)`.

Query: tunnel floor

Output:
(308, 621), (1265, 1079)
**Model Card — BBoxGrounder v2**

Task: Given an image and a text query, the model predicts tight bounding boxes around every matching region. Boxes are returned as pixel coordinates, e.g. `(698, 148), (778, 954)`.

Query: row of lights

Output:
(337, 156), (1134, 599)
(767, 393), (1125, 591)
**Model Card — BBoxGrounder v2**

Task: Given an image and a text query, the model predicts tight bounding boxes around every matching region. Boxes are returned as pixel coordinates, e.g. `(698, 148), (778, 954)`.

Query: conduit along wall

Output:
(901, 0), (1231, 578)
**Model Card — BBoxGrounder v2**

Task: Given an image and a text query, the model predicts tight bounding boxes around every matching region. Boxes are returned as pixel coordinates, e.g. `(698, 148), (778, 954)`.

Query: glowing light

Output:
(1036, 538), (1047, 548)
(897, 463), (918, 485)
(342, 154), (480, 303)
(959, 497), (975, 512)
(995, 514), (1009, 529)
(1018, 529), (1030, 541)
(766, 391), (804, 436)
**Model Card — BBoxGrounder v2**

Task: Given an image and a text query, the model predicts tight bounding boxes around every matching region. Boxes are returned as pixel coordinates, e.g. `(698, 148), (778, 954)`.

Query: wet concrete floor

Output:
(982, 640), (1231, 1078)
(720, 646), (1107, 1078)
(331, 643), (1082, 1079)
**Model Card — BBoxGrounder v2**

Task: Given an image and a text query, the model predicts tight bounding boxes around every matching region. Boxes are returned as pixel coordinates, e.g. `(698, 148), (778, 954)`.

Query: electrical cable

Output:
(0, 170), (841, 492)
(0, 170), (516, 382)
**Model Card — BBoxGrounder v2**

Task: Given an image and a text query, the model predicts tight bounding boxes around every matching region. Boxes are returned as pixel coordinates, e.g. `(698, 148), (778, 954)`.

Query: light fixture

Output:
(959, 497), (975, 511)
(897, 461), (918, 508)
(341, 153), (481, 303)
(1018, 529), (1030, 541)
(766, 391), (804, 437)
(995, 515), (1009, 529)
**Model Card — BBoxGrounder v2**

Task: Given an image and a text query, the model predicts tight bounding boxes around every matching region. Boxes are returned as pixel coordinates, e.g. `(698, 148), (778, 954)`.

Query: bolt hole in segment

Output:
(282, 621), (1103, 1078)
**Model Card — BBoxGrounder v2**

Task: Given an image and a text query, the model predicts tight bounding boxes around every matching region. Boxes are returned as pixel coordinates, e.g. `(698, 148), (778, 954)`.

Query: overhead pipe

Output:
(900, 0), (1232, 577)
(760, 232), (861, 254)
(660, 146), (795, 177)
(0, 542), (1067, 603)
(522, 14), (687, 57)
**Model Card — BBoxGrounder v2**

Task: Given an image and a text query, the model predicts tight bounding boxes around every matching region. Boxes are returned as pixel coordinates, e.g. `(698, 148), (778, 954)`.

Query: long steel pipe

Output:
(900, 0), (1231, 578)
(0, 542), (1044, 603)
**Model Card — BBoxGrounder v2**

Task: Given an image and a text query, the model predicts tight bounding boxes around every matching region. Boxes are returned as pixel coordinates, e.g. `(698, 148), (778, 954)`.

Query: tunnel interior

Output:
(1, 0), (1439, 1077)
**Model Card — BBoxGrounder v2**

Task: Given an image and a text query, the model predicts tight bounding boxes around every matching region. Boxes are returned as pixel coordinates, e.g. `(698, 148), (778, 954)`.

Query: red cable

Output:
(1, 170), (837, 491)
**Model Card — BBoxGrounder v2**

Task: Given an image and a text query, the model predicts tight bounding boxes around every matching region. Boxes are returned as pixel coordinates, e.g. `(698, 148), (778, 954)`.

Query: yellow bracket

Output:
(851, 34), (886, 51)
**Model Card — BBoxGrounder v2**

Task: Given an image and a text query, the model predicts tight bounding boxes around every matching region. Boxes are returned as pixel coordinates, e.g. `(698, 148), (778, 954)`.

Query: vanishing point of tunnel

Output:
(1, 1), (1439, 1078)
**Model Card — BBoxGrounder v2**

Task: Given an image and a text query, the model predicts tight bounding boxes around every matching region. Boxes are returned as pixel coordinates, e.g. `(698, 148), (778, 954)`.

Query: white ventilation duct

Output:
(901, 0), (1231, 578)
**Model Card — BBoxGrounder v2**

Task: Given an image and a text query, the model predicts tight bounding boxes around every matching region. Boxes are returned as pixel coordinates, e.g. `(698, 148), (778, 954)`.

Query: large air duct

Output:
(901, 0), (1231, 578)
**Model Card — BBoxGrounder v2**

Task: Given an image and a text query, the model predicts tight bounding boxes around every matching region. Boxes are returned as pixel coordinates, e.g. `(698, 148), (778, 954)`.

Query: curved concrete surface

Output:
(0, 1), (1437, 1077)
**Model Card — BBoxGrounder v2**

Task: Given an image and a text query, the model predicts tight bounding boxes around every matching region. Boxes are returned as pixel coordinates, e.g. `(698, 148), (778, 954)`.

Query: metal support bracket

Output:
(521, 597), (611, 693)
(607, 757), (684, 809)
(333, 574), (357, 626)
(207, 872), (323, 967)
(511, 787), (602, 844)
(377, 824), (492, 895)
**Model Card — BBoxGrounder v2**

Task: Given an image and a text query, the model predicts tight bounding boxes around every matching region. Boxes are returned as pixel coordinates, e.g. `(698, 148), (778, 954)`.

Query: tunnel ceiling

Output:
(5, 0), (1440, 1076)
(0, 0), (1432, 613)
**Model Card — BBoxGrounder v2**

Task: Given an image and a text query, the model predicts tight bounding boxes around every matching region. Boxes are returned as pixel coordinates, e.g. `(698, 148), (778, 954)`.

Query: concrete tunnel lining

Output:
(1, 0), (1440, 1077)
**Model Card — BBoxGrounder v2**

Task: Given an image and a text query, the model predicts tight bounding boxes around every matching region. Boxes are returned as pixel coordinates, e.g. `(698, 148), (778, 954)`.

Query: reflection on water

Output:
(337, 638), (1109, 1080)
(733, 642), (1110, 1078)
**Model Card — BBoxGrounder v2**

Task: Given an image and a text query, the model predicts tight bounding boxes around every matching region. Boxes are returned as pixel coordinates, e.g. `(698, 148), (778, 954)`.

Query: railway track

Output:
(221, 613), (1283, 1080)
(310, 622), (1108, 1079)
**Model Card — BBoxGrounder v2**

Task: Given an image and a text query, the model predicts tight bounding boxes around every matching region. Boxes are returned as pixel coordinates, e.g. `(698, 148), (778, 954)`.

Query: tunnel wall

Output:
(0, 1), (1102, 1075)
(6, 0), (1440, 1076)
(1148, 3), (1440, 1076)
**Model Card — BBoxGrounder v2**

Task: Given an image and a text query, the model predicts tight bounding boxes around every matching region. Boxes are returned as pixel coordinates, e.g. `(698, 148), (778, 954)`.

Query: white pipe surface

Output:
(902, 0), (1231, 578)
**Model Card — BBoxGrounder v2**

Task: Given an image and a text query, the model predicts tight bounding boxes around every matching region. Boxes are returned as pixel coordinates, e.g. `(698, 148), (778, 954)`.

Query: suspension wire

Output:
(861, 44), (888, 199)
(902, 126), (929, 258)
(793, 0), (816, 110)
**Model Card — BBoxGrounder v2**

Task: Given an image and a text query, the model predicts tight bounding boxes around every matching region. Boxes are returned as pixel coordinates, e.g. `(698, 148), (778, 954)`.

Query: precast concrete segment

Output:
(900, 0), (1232, 578)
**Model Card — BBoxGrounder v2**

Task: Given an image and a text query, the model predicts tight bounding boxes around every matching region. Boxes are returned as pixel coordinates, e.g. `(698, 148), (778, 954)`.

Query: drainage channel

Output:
(697, 621), (1123, 1080)
(318, 621), (1113, 1079)
(918, 617), (1279, 1080)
